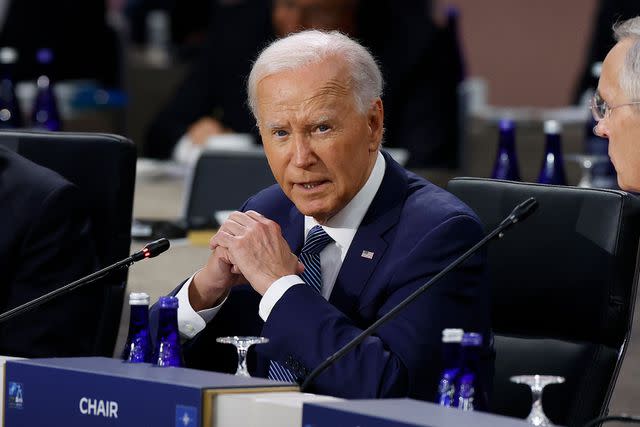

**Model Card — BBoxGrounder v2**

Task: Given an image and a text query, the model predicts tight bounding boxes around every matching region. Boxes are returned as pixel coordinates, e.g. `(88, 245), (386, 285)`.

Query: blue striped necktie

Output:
(268, 225), (333, 382)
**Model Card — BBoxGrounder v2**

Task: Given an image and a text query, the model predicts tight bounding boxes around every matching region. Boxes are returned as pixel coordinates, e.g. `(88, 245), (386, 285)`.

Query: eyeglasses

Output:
(591, 90), (640, 121)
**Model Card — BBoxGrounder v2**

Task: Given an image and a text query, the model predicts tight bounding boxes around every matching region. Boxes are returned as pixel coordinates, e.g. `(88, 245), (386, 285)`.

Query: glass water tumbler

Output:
(436, 328), (464, 407)
(491, 119), (521, 181)
(31, 48), (61, 131)
(153, 296), (183, 367)
(537, 120), (567, 185)
(122, 292), (152, 363)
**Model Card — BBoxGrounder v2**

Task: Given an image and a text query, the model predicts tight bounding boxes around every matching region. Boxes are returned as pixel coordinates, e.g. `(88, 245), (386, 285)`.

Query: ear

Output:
(367, 98), (384, 152)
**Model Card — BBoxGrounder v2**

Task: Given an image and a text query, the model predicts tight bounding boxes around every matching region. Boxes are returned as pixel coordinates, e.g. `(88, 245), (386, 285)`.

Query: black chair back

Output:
(447, 177), (640, 427)
(0, 130), (136, 357)
(185, 149), (275, 225)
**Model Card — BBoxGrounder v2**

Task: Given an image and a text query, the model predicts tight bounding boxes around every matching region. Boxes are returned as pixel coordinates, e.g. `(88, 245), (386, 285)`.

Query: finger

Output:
(245, 210), (270, 225)
(213, 246), (233, 265)
(296, 260), (305, 274)
(227, 211), (257, 227)
(220, 217), (247, 237)
(212, 229), (235, 248)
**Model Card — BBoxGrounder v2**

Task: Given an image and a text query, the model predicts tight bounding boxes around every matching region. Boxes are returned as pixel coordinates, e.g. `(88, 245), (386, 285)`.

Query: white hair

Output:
(247, 30), (383, 118)
(613, 17), (640, 101)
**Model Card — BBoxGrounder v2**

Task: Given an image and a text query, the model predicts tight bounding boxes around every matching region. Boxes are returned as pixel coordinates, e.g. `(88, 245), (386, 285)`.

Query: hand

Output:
(211, 211), (304, 295)
(190, 245), (246, 311)
(186, 117), (228, 146)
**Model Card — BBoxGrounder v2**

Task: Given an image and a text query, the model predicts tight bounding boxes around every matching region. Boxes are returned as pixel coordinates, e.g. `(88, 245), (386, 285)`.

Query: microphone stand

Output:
(300, 198), (538, 392)
(0, 238), (170, 324)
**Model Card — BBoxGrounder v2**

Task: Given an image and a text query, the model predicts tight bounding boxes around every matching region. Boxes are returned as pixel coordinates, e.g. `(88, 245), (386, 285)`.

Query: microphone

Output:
(300, 198), (538, 392)
(0, 238), (170, 324)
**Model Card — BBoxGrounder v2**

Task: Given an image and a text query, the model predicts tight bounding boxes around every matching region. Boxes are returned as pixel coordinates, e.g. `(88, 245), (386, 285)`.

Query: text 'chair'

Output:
(447, 177), (640, 427)
(0, 130), (136, 357)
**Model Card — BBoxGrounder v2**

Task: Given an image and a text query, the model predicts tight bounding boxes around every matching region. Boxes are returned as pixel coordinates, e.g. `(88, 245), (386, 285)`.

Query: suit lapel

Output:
(329, 152), (408, 314)
(282, 203), (304, 255)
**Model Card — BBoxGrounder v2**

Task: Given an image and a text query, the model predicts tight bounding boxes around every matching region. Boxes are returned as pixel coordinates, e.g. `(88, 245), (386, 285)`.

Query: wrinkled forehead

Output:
(256, 59), (355, 116)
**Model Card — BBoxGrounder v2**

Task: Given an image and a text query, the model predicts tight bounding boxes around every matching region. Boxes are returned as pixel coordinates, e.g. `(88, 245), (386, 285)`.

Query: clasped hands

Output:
(191, 210), (304, 311)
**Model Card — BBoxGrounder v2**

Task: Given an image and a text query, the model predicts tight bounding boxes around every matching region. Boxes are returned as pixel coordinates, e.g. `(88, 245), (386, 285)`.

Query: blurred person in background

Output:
(143, 0), (462, 169)
(0, 0), (120, 87)
(573, 0), (640, 103)
(593, 16), (640, 192)
(0, 146), (102, 357)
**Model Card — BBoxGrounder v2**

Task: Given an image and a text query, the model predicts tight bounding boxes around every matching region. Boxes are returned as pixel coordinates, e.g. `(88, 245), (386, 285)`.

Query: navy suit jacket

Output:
(169, 152), (491, 400)
(0, 146), (99, 357)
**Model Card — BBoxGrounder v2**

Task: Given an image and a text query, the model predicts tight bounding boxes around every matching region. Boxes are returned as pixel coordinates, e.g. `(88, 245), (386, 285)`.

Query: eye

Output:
(273, 129), (288, 138)
(316, 124), (331, 133)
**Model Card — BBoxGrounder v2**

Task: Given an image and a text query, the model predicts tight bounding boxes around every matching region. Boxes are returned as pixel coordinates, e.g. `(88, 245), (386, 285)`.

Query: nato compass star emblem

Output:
(175, 405), (197, 426)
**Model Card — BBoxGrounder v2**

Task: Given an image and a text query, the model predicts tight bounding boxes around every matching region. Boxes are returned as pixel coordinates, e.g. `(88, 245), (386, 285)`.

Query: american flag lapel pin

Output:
(361, 250), (374, 259)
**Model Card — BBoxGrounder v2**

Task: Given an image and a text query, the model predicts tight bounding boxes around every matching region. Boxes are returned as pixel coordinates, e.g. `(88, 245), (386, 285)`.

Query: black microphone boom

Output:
(300, 198), (538, 392)
(0, 238), (170, 324)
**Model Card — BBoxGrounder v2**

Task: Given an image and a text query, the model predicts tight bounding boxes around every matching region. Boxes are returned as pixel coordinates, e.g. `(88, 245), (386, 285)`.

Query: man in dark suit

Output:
(144, 0), (460, 168)
(160, 30), (490, 401)
(0, 145), (100, 357)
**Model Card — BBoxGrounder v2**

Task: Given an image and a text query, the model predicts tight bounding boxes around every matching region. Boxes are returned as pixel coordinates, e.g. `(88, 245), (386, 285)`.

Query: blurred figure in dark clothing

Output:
(144, 0), (462, 168)
(573, 0), (640, 104)
(0, 0), (120, 87)
(0, 145), (101, 357)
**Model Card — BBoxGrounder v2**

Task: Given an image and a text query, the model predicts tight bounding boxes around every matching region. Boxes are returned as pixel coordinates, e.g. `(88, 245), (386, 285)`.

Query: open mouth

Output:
(297, 181), (328, 190)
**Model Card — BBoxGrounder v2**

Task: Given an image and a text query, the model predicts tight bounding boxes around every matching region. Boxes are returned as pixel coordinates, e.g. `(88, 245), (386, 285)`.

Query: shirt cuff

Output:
(176, 271), (228, 339)
(258, 275), (304, 321)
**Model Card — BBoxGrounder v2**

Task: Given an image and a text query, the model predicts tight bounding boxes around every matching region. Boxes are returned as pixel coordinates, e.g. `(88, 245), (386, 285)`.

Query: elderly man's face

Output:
(595, 38), (640, 191)
(256, 57), (383, 224)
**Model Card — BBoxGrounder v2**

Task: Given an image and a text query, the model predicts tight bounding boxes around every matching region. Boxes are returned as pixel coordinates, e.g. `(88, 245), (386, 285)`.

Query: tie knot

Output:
(302, 225), (333, 255)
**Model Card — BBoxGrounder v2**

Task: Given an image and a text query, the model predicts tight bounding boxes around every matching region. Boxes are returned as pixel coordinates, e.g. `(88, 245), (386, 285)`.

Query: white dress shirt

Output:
(176, 151), (386, 338)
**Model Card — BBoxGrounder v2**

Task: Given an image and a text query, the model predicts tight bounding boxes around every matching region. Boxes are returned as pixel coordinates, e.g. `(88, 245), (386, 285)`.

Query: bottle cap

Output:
(158, 295), (178, 309)
(0, 47), (17, 64)
(544, 119), (561, 135)
(499, 118), (515, 131)
(129, 292), (150, 305)
(36, 48), (53, 64)
(461, 332), (483, 346)
(442, 328), (464, 343)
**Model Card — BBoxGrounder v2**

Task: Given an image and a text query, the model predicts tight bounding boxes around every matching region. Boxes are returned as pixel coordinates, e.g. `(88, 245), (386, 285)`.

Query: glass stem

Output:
(236, 345), (249, 376)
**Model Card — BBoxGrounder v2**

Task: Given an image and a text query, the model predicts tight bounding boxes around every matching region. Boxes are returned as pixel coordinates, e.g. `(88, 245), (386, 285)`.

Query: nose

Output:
(291, 133), (316, 168)
(593, 120), (608, 138)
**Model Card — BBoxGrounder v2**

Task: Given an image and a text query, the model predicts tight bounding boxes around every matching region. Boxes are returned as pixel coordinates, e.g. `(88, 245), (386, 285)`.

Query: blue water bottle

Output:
(436, 328), (464, 407)
(153, 296), (183, 367)
(31, 48), (61, 131)
(537, 120), (567, 185)
(122, 292), (152, 363)
(0, 47), (23, 128)
(584, 115), (617, 188)
(454, 332), (487, 411)
(491, 119), (521, 181)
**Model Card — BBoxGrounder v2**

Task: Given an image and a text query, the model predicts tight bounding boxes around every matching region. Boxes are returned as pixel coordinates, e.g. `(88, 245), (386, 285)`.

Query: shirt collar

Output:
(304, 151), (386, 250)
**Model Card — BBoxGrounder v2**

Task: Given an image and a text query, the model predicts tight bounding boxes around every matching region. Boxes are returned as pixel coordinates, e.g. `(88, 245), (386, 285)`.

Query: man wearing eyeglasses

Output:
(593, 16), (640, 191)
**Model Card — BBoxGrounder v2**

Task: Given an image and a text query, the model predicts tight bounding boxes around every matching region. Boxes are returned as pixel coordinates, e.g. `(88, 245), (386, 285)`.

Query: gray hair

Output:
(613, 17), (640, 100)
(247, 30), (383, 119)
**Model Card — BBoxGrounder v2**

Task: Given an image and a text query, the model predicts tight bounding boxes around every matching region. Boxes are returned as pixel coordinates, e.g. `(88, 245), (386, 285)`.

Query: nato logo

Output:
(7, 382), (24, 409)
(175, 404), (197, 427)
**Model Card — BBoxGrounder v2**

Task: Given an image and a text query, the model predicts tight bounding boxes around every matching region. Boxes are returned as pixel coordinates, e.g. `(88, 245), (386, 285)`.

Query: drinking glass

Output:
(566, 153), (610, 188)
(510, 375), (565, 426)
(216, 336), (269, 377)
